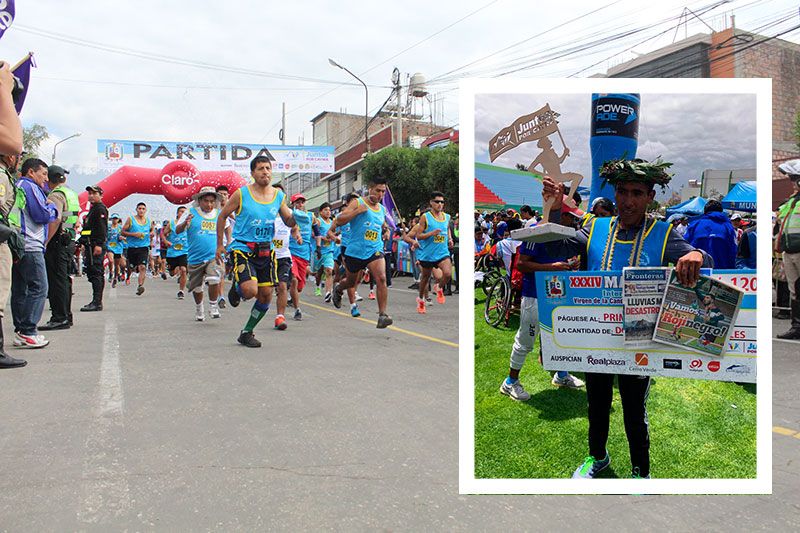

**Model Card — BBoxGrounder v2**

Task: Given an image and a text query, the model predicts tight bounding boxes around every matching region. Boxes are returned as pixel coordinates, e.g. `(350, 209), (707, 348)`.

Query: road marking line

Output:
(773, 426), (798, 437)
(302, 302), (458, 348)
(78, 318), (131, 523)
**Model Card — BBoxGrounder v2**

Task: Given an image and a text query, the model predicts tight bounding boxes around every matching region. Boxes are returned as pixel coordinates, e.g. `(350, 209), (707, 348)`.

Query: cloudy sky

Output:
(474, 92), (758, 199)
(1, 0), (796, 217)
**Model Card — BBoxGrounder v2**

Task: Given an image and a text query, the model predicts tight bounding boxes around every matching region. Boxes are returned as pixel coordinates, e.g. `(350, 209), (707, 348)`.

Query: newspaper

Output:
(622, 267), (671, 346)
(652, 271), (744, 356)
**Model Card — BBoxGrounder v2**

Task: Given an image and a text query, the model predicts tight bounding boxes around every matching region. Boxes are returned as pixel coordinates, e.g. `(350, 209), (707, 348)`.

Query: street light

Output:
(328, 58), (369, 154)
(52, 132), (81, 164)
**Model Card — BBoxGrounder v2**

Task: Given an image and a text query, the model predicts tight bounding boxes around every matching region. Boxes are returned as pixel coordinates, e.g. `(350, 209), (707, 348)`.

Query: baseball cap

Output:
(85, 185), (103, 194)
(561, 194), (585, 217)
(192, 185), (219, 202)
(110, 213), (121, 220)
(291, 193), (307, 203)
(730, 213), (742, 221)
(48, 165), (69, 180)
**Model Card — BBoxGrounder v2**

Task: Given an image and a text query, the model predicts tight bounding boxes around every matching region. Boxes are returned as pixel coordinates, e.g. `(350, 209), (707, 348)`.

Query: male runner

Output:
(331, 193), (363, 314)
(315, 202), (337, 302)
(121, 202), (151, 295)
(287, 193), (314, 321)
(404, 191), (454, 313)
(271, 184), (292, 330)
(216, 156), (295, 347)
(177, 187), (222, 321)
(106, 213), (124, 288)
(164, 206), (189, 299)
(331, 176), (393, 328)
(215, 185), (233, 308)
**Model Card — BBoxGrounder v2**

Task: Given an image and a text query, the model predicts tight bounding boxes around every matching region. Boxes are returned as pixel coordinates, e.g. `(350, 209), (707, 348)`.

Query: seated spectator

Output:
(684, 200), (737, 269)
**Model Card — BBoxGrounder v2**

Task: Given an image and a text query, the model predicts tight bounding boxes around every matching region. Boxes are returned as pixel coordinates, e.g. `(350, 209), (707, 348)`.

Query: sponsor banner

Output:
(536, 269), (756, 383)
(98, 139), (335, 173)
(488, 104), (560, 162)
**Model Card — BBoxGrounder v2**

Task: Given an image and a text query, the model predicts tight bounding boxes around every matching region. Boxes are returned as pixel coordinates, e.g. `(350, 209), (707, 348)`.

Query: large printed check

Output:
(535, 269), (756, 383)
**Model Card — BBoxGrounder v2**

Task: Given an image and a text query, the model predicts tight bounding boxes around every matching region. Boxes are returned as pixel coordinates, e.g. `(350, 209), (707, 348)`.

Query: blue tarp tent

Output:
(665, 196), (708, 218)
(721, 181), (756, 212)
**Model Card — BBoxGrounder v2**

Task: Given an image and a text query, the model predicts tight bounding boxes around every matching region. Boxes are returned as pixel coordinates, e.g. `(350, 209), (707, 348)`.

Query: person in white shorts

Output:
(271, 184), (292, 330)
(176, 186), (223, 321)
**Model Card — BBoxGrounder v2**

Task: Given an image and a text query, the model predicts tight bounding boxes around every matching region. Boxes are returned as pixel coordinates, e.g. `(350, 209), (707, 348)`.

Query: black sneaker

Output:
(377, 313), (393, 329)
(408, 282), (419, 290)
(136, 285), (145, 296)
(331, 284), (343, 309)
(218, 298), (226, 309)
(228, 284), (241, 308)
(237, 330), (262, 348)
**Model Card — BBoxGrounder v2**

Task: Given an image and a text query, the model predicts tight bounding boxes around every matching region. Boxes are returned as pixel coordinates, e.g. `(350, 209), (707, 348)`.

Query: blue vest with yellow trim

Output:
(587, 216), (671, 270)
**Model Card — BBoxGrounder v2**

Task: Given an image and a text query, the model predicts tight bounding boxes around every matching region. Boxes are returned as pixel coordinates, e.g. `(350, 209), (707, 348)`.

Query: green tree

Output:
(23, 123), (49, 161)
(362, 144), (459, 221)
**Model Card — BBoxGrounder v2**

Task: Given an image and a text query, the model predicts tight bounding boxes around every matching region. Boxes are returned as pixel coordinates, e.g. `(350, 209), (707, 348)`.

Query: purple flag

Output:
(0, 1), (15, 41)
(382, 184), (398, 231)
(11, 53), (33, 114)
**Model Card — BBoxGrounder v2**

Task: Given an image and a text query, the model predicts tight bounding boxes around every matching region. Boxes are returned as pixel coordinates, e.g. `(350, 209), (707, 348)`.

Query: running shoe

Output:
(161, 272), (167, 280)
(136, 285), (145, 295)
(324, 292), (332, 303)
(368, 290), (375, 300)
(195, 305), (205, 321)
(354, 292), (363, 302)
(331, 284), (343, 309)
(416, 297), (426, 314)
(425, 294), (432, 303)
(228, 284), (240, 308)
(237, 330), (262, 348)
(499, 379), (530, 401)
(111, 279), (117, 288)
(125, 277), (131, 286)
(294, 308), (302, 321)
(351, 305), (361, 317)
(436, 286), (445, 305)
(314, 286), (322, 297)
(13, 332), (49, 349)
(218, 297), (226, 309)
(376, 313), (393, 329)
(632, 467), (651, 479)
(274, 315), (287, 330)
(177, 290), (185, 300)
(572, 453), (611, 479)
(552, 374), (585, 389)
(209, 303), (220, 319)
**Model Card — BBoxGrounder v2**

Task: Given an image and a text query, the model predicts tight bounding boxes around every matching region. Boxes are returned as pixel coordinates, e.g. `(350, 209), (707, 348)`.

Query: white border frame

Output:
(459, 78), (772, 495)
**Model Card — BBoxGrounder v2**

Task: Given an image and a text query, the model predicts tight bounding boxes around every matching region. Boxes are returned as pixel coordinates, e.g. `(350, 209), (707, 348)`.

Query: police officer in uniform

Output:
(40, 165), (80, 330)
(80, 185), (108, 311)
(776, 160), (800, 339)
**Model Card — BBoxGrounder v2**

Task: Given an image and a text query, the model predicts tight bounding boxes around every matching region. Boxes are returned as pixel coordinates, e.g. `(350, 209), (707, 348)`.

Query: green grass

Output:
(474, 289), (756, 479)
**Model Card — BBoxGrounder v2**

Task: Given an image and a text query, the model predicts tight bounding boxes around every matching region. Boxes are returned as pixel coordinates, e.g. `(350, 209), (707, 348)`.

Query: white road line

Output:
(77, 318), (131, 524)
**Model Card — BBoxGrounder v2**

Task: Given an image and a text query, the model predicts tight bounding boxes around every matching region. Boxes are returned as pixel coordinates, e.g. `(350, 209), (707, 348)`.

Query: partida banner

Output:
(97, 139), (335, 174)
(535, 269), (756, 383)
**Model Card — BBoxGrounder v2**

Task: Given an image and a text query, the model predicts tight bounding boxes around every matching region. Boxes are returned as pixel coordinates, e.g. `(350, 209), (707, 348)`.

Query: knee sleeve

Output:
(192, 286), (204, 294)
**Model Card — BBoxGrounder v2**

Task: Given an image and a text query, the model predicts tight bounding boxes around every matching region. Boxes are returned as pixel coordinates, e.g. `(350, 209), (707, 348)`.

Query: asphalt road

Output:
(0, 278), (797, 530)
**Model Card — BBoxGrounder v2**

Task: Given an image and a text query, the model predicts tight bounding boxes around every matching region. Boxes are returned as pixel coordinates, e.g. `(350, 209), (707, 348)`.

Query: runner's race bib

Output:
(365, 229), (379, 241)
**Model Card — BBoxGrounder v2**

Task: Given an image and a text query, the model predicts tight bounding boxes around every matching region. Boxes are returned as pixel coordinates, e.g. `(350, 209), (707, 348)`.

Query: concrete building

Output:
(604, 24), (800, 209)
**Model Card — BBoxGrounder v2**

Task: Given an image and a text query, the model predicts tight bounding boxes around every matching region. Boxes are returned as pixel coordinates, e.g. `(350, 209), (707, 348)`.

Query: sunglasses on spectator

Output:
(432, 200), (445, 204)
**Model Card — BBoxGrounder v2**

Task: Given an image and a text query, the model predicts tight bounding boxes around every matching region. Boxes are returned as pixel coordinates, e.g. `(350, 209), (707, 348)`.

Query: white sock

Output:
(351, 303), (357, 309)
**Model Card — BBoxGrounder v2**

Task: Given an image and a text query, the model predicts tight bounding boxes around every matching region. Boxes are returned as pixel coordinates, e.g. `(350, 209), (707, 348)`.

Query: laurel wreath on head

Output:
(599, 156), (674, 190)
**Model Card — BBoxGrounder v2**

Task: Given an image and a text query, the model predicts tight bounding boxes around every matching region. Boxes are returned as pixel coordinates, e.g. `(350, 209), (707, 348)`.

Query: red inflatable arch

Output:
(77, 160), (248, 215)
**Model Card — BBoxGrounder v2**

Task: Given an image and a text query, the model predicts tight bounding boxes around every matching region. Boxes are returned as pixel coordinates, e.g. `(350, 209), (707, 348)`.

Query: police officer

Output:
(0, 150), (26, 367)
(776, 160), (800, 340)
(40, 165), (79, 330)
(80, 185), (108, 312)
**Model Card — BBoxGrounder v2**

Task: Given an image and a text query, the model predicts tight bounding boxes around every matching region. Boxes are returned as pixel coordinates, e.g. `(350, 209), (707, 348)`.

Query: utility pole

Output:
(392, 68), (402, 147)
(281, 102), (286, 145)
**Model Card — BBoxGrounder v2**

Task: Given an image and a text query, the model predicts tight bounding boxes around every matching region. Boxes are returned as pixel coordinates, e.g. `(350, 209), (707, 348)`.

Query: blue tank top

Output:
(230, 186), (285, 253)
(166, 219), (188, 257)
(107, 225), (122, 254)
(317, 216), (336, 255)
(127, 216), (150, 248)
(587, 216), (671, 270)
(289, 209), (313, 261)
(346, 198), (386, 260)
(417, 211), (450, 262)
(339, 222), (351, 248)
(186, 206), (218, 264)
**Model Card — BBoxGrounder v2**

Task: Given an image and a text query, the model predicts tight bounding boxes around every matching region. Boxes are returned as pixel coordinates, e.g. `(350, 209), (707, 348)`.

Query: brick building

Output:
(605, 26), (800, 208)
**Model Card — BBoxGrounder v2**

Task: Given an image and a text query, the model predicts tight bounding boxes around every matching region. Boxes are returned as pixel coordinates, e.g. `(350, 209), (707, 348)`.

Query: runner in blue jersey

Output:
(330, 176), (393, 328)
(403, 191), (454, 314)
(177, 186), (223, 322)
(163, 206), (189, 299)
(288, 193), (315, 321)
(215, 156), (296, 348)
(121, 202), (151, 295)
(331, 192), (364, 310)
(315, 202), (337, 303)
(106, 213), (124, 288)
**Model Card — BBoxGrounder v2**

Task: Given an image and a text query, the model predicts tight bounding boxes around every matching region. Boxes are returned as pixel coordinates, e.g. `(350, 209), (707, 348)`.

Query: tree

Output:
(362, 143), (459, 221)
(23, 123), (49, 161)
